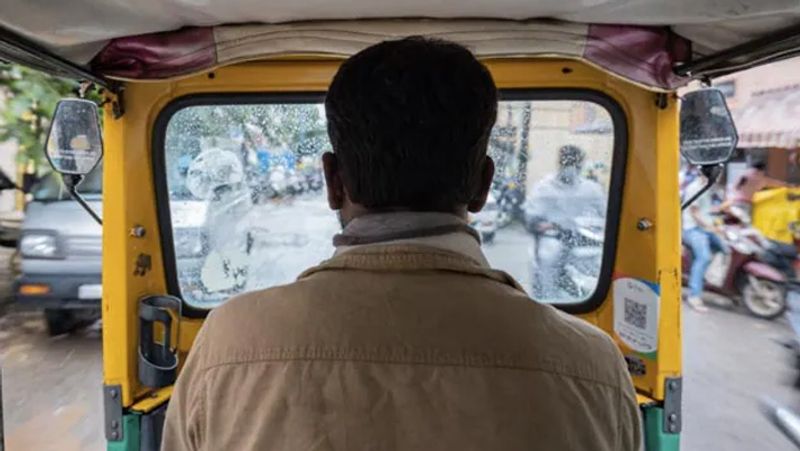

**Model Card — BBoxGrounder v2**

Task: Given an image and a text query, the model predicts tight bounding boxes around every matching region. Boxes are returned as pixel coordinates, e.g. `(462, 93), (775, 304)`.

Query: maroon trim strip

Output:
(91, 23), (691, 89)
(584, 24), (691, 89)
(91, 27), (216, 79)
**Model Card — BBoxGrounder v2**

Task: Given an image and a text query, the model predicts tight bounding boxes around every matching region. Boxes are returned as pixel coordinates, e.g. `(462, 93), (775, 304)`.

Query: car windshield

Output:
(163, 96), (618, 308)
(31, 164), (102, 201)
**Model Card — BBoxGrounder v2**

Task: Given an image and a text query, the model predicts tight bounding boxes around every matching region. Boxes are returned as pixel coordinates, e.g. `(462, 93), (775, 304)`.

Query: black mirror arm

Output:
(0, 172), (24, 193)
(64, 174), (103, 226)
(681, 165), (723, 211)
(6, 181), (24, 193)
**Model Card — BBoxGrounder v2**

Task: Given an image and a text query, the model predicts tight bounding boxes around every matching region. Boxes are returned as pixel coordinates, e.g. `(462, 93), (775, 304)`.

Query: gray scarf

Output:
(333, 212), (480, 246)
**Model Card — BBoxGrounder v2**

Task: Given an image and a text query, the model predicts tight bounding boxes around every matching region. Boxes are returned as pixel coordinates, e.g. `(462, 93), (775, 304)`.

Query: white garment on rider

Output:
(525, 172), (607, 229)
(681, 177), (715, 231)
(526, 171), (607, 301)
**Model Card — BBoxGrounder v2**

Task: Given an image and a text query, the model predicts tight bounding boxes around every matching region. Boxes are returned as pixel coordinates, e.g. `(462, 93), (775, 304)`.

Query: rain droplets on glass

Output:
(164, 101), (614, 307)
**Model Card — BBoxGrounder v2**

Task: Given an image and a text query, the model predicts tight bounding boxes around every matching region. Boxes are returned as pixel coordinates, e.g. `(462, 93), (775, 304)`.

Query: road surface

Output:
(1, 219), (799, 450)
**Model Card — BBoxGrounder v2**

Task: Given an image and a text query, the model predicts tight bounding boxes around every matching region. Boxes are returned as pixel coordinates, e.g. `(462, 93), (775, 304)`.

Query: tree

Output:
(166, 103), (329, 156)
(0, 64), (82, 173)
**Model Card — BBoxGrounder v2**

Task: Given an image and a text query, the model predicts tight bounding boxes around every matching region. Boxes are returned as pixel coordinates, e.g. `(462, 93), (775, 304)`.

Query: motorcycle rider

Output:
(186, 147), (253, 296)
(727, 155), (790, 223)
(682, 174), (726, 312)
(524, 145), (607, 300)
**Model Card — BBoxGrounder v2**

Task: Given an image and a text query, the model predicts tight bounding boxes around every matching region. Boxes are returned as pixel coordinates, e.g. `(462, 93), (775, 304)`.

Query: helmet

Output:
(558, 145), (585, 169)
(186, 148), (244, 200)
(746, 152), (767, 170)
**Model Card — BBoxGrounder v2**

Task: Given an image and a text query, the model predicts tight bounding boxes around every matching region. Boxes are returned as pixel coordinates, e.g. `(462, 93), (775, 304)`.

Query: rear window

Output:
(158, 92), (624, 311)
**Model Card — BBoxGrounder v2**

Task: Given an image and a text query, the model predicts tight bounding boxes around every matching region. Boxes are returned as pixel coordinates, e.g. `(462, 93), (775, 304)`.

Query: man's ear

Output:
(467, 156), (495, 213)
(322, 152), (345, 210)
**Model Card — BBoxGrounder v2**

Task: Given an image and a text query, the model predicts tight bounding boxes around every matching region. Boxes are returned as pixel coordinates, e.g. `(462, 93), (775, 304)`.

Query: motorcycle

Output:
(681, 214), (790, 320)
(528, 217), (604, 301)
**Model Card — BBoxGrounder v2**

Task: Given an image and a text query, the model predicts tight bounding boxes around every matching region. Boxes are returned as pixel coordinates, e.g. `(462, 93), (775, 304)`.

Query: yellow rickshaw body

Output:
(99, 57), (682, 415)
(3, 3), (799, 450)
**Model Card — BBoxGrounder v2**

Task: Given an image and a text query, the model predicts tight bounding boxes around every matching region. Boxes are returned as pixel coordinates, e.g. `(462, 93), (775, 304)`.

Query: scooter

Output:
(529, 217), (603, 301)
(682, 215), (789, 320)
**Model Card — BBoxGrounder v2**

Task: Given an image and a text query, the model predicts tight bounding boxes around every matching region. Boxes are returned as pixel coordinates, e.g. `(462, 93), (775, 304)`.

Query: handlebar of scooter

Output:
(528, 220), (603, 247)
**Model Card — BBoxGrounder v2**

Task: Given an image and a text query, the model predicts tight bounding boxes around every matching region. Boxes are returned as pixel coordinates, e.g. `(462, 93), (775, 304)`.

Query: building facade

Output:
(717, 57), (800, 184)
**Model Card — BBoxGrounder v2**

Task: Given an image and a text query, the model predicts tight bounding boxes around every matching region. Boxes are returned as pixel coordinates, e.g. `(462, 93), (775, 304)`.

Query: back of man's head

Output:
(325, 37), (498, 213)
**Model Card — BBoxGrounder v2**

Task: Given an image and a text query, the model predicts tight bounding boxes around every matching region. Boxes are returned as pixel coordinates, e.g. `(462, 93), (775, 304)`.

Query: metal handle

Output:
(138, 295), (182, 388)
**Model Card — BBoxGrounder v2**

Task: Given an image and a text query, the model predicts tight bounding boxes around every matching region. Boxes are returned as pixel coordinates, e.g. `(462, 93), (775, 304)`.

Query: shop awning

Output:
(734, 85), (800, 149)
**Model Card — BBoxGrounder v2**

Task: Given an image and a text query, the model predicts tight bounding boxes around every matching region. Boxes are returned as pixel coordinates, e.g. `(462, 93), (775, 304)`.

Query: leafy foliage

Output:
(0, 65), (87, 172)
(166, 103), (329, 157)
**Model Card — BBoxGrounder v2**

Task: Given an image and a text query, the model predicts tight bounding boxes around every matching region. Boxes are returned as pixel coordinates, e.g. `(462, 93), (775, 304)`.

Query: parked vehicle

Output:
(15, 167), (209, 335)
(682, 214), (789, 320)
(0, 210), (23, 248)
(15, 169), (103, 335)
(0, 168), (24, 249)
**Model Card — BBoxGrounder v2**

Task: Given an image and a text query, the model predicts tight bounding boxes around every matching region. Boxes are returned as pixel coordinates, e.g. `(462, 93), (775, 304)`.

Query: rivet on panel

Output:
(130, 225), (146, 238)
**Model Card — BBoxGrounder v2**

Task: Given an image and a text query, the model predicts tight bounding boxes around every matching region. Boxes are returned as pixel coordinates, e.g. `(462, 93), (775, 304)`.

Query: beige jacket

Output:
(162, 244), (641, 451)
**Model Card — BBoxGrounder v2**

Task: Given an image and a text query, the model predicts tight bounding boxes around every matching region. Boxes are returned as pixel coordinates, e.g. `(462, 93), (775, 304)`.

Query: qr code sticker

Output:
(614, 277), (659, 354)
(624, 298), (647, 329)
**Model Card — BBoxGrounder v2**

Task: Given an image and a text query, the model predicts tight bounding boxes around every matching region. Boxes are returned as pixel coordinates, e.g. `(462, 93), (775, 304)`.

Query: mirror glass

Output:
(45, 99), (103, 175)
(680, 88), (738, 166)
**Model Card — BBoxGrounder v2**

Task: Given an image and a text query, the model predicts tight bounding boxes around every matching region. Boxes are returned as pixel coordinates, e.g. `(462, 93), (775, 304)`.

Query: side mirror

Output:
(45, 99), (103, 176)
(680, 88), (738, 166)
(43, 99), (104, 225)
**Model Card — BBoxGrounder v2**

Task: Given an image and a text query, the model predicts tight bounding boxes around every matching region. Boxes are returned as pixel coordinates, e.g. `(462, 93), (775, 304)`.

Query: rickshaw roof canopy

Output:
(1, 0), (800, 88)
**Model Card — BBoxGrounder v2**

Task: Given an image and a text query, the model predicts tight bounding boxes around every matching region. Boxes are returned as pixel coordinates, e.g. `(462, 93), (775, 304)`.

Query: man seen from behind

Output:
(163, 37), (641, 451)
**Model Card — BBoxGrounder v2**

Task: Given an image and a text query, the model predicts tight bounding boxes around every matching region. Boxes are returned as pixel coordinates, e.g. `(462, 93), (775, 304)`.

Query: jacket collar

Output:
(333, 212), (489, 267)
(301, 243), (525, 293)
(334, 212), (480, 245)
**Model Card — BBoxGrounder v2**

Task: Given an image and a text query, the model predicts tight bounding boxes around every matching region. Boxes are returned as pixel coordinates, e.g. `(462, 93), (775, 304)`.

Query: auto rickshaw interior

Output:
(2, 3), (800, 450)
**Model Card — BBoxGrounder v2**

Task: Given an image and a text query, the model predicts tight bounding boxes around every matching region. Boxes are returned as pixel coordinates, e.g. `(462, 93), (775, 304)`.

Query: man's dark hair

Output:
(325, 37), (498, 211)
